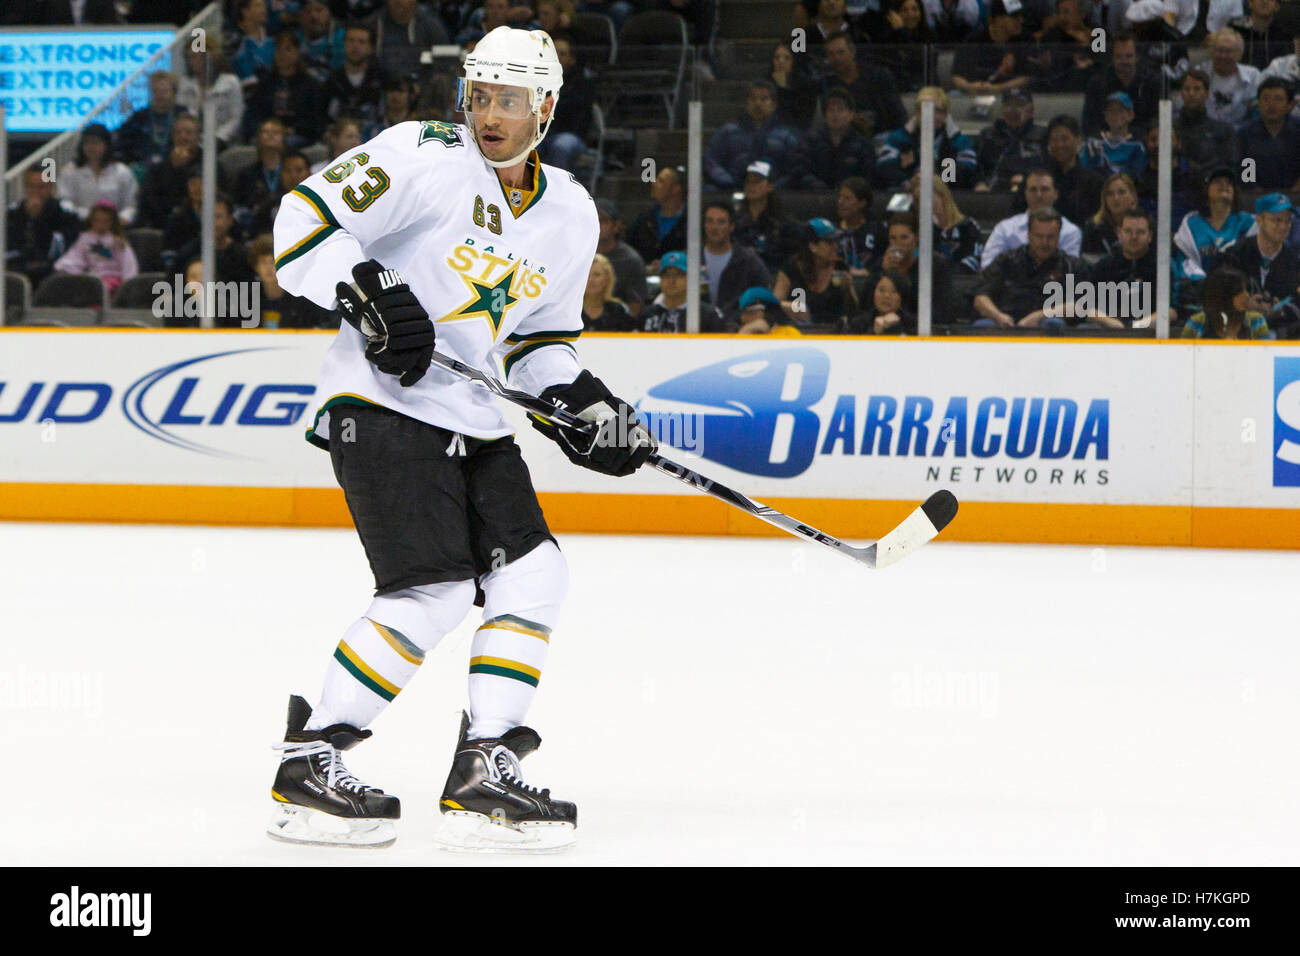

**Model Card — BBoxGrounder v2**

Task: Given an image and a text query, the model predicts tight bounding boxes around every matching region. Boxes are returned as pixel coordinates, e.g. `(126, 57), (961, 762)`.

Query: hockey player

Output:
(267, 26), (656, 850)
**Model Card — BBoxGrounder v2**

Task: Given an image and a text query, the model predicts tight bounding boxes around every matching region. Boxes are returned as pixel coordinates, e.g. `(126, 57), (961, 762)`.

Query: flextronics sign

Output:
(637, 348), (1111, 486)
(1, 29), (173, 133)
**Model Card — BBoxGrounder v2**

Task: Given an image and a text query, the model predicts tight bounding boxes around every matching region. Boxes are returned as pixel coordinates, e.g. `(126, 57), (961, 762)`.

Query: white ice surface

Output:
(2, 521), (1297, 866)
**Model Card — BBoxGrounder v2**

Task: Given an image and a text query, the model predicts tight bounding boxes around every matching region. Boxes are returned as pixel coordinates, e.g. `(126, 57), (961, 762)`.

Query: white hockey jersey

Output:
(273, 120), (598, 446)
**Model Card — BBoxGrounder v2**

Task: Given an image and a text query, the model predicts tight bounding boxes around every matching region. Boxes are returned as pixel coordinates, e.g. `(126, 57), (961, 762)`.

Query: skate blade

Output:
(266, 802), (397, 848)
(433, 811), (576, 854)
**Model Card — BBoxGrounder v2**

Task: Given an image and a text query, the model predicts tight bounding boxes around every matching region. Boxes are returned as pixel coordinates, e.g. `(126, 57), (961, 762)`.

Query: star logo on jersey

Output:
(441, 264), (520, 335)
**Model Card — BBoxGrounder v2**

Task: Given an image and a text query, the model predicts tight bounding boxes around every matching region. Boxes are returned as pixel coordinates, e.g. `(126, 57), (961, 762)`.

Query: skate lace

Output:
(274, 739), (377, 794)
(491, 745), (545, 797)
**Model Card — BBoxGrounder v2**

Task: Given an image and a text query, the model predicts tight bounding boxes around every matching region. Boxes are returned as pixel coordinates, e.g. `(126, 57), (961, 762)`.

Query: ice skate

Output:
(434, 713), (577, 853)
(266, 695), (399, 848)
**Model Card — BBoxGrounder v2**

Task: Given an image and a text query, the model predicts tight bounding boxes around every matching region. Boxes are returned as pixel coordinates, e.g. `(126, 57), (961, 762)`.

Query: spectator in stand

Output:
(807, 88), (874, 189)
(1082, 32), (1160, 136)
(116, 71), (189, 170)
(638, 250), (726, 332)
(1181, 264), (1271, 338)
(248, 234), (336, 329)
(1080, 92), (1148, 177)
(234, 118), (288, 235)
(327, 22), (387, 129)
(820, 34), (907, 139)
(974, 88), (1047, 193)
(1227, 0), (1286, 72)
(877, 87), (978, 189)
(1260, 37), (1300, 119)
(1044, 115), (1104, 226)
(1173, 69), (1238, 181)
(628, 166), (687, 270)
(374, 0), (449, 79)
(138, 113), (201, 229)
(249, 151), (311, 236)
(1235, 77), (1300, 193)
(876, 210), (959, 320)
(1173, 166), (1255, 284)
(807, 0), (857, 47)
(162, 174), (205, 262)
(1123, 0), (1192, 78)
(1162, 0), (1242, 39)
(60, 124), (138, 225)
(52, 201), (138, 295)
(1086, 209), (1175, 328)
(1135, 123), (1195, 225)
(538, 35), (593, 173)
(456, 0), (514, 45)
(736, 286), (801, 335)
(535, 0), (574, 37)
(580, 254), (635, 331)
(843, 270), (916, 334)
(702, 201), (772, 318)
(177, 38), (244, 150)
(231, 0), (275, 80)
(951, 0), (1032, 96)
(773, 218), (858, 326)
(909, 173), (984, 273)
(836, 176), (887, 277)
(1082, 172), (1140, 256)
(5, 168), (82, 287)
(246, 31), (330, 149)
(298, 0), (345, 78)
(704, 80), (808, 188)
(1202, 28), (1260, 126)
(312, 117), (364, 173)
(32, 0), (119, 23)
(974, 208), (1084, 328)
(367, 75), (419, 138)
(873, 0), (935, 92)
(594, 199), (648, 316)
(175, 197), (257, 287)
(1221, 192), (1300, 334)
(735, 162), (798, 272)
(768, 42), (820, 128)
(982, 169), (1084, 267)
(1033, 0), (1101, 92)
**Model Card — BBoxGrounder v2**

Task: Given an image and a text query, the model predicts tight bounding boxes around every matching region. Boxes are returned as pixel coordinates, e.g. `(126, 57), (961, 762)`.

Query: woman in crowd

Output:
(773, 218), (859, 327)
(907, 172), (984, 273)
(836, 177), (887, 278)
(581, 254), (635, 331)
(1173, 168), (1255, 281)
(59, 124), (138, 225)
(844, 270), (916, 334)
(53, 201), (139, 294)
(768, 41), (820, 127)
(1082, 173), (1139, 257)
(873, 0), (935, 91)
(311, 116), (363, 174)
(1181, 265), (1272, 339)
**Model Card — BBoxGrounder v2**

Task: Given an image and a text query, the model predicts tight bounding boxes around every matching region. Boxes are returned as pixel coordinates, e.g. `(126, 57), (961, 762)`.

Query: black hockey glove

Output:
(335, 259), (436, 387)
(532, 370), (657, 477)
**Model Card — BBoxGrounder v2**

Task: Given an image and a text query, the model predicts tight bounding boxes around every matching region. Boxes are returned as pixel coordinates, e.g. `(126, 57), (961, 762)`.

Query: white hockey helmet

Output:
(460, 26), (564, 168)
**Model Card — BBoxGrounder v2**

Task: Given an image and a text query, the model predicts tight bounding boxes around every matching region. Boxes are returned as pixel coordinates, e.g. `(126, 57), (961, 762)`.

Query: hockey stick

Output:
(427, 349), (958, 570)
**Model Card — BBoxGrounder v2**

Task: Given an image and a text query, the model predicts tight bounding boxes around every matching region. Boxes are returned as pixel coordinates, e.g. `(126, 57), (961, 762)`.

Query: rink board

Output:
(1, 329), (1298, 549)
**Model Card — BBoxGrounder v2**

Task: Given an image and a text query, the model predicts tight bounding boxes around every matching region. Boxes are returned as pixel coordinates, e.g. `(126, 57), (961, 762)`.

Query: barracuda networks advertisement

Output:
(0, 29), (173, 133)
(0, 333), (1298, 513)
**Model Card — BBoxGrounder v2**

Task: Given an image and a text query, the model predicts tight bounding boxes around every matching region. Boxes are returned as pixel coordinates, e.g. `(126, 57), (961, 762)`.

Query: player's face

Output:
(468, 83), (551, 163)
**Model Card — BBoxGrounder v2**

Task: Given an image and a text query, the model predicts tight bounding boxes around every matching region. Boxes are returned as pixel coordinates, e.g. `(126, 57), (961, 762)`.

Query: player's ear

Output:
(540, 94), (556, 122)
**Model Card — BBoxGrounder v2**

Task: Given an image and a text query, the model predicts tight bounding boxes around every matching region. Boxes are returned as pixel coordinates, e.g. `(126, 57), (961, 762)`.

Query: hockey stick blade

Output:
(425, 350), (957, 570)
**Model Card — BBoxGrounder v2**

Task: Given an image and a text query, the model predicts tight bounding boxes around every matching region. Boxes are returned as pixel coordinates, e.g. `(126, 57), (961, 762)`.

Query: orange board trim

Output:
(1, 482), (1297, 550)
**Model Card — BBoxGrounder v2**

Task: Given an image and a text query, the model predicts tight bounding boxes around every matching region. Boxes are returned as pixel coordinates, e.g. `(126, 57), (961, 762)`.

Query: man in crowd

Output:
(5, 167), (81, 287)
(981, 169), (1083, 268)
(1086, 209), (1175, 328)
(627, 166), (687, 270)
(373, 0), (449, 79)
(1043, 115), (1105, 226)
(820, 34), (906, 138)
(326, 22), (386, 129)
(951, 0), (1033, 97)
(974, 88), (1047, 192)
(138, 112), (201, 229)
(704, 80), (808, 188)
(702, 201), (771, 318)
(595, 199), (648, 317)
(974, 208), (1086, 328)
(807, 88), (874, 188)
(735, 161), (796, 271)
(1173, 68), (1239, 182)
(1235, 77), (1300, 193)
(1222, 192), (1300, 334)
(245, 30), (329, 148)
(1082, 32), (1160, 136)
(116, 71), (189, 169)
(1202, 28), (1260, 127)
(638, 250), (725, 332)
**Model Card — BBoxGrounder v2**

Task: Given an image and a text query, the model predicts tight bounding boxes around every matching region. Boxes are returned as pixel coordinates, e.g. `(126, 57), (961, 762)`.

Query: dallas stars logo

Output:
(441, 263), (520, 335)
